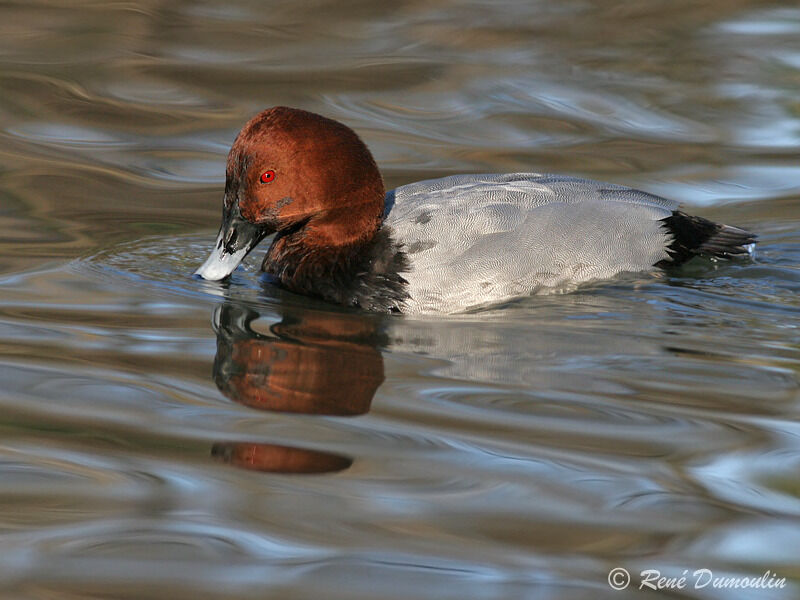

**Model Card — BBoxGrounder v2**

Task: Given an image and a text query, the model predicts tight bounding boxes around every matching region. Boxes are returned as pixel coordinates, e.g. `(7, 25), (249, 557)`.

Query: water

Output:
(0, 1), (799, 598)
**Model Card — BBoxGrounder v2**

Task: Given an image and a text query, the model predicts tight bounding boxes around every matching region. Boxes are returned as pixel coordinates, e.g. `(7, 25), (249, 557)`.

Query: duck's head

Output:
(195, 106), (385, 281)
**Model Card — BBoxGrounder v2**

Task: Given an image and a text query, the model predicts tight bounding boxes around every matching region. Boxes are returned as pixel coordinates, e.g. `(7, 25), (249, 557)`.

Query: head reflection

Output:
(211, 442), (353, 474)
(211, 302), (385, 474)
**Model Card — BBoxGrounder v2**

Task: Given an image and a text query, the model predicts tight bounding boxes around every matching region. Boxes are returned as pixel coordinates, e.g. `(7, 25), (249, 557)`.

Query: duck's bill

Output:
(194, 207), (269, 281)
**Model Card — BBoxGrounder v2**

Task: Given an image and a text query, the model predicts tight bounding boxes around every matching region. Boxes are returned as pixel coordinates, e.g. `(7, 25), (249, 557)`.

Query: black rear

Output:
(657, 211), (757, 267)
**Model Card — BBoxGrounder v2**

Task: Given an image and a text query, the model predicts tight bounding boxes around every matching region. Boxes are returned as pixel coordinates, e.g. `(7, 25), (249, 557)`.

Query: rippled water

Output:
(1, 1), (799, 598)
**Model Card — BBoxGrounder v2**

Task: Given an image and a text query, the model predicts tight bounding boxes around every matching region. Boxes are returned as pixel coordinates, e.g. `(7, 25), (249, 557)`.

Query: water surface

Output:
(0, 1), (799, 598)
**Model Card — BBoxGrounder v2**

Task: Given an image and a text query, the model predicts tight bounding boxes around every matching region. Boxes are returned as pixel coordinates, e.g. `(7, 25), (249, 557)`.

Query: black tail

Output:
(657, 211), (757, 267)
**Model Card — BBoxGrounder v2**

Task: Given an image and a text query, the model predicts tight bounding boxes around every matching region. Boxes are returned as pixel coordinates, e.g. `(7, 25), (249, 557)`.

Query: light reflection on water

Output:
(0, 0), (799, 598)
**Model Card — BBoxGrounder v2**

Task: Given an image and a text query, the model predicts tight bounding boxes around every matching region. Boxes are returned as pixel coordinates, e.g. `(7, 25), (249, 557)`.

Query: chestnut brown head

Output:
(195, 107), (385, 281)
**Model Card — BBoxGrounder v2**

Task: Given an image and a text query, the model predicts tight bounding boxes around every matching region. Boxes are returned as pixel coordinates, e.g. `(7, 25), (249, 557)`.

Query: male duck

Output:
(195, 107), (756, 313)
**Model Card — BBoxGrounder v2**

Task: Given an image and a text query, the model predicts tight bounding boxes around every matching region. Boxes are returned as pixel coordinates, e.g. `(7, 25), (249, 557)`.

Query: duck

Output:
(195, 106), (756, 314)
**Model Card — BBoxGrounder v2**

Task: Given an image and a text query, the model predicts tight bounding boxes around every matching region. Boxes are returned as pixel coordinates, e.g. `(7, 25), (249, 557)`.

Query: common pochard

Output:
(195, 107), (756, 313)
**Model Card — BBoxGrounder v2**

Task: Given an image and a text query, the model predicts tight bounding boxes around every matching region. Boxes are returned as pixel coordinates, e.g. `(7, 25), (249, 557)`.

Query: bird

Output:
(195, 106), (756, 314)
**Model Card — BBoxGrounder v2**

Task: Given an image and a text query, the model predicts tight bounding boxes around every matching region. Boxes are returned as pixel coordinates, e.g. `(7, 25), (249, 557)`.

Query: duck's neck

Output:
(261, 209), (409, 312)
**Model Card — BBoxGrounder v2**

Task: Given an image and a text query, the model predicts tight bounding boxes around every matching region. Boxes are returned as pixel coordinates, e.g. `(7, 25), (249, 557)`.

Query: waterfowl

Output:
(195, 106), (756, 313)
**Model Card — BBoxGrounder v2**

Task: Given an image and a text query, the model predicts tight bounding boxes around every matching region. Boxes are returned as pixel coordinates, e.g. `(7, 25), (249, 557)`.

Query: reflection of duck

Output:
(211, 442), (352, 474)
(211, 302), (385, 473)
(213, 303), (384, 415)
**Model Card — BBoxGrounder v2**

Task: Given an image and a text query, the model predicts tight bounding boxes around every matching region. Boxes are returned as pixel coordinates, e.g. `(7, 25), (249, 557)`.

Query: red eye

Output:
(260, 170), (275, 184)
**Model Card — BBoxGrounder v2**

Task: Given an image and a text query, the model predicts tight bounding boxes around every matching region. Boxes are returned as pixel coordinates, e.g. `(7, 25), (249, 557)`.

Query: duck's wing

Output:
(384, 173), (678, 313)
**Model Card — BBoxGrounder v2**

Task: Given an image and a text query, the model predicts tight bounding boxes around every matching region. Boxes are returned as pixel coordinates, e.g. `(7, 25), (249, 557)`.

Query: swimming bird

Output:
(195, 107), (756, 313)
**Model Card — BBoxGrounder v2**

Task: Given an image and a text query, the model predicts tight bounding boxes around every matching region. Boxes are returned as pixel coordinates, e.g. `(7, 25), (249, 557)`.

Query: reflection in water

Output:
(211, 442), (353, 474)
(1, 0), (799, 597)
(211, 302), (385, 473)
(213, 303), (384, 415)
